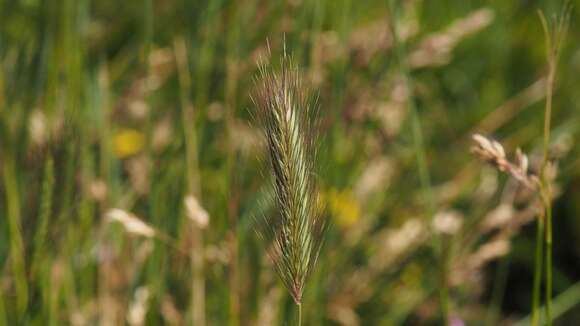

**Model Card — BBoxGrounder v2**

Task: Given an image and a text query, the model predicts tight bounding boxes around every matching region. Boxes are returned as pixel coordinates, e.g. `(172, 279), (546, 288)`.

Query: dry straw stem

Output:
(106, 209), (156, 238)
(252, 46), (326, 306)
(105, 208), (188, 256)
(184, 194), (210, 229)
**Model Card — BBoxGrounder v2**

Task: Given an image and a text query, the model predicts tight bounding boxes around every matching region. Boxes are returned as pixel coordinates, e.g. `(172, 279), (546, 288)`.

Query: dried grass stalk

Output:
(184, 194), (209, 228)
(106, 208), (155, 238)
(252, 48), (326, 305)
(470, 134), (538, 189)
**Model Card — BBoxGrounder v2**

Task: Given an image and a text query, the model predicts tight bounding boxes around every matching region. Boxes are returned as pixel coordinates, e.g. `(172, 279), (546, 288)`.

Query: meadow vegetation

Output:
(1, 0), (579, 325)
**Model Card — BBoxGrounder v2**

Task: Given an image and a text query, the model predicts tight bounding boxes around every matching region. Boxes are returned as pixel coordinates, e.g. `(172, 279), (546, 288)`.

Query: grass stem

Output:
(539, 14), (555, 322)
(546, 202), (553, 325)
(517, 280), (580, 325)
(531, 213), (545, 326)
(537, 8), (569, 324)
(298, 302), (302, 326)
(2, 155), (28, 316)
(175, 37), (206, 326)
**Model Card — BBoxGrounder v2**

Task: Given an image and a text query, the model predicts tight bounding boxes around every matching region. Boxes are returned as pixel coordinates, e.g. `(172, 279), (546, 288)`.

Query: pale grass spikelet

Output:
(160, 295), (183, 325)
(127, 156), (151, 195)
(87, 178), (108, 202)
(256, 266), (283, 326)
(327, 303), (361, 326)
(470, 134), (538, 189)
(106, 208), (155, 238)
(152, 116), (173, 152)
(327, 218), (427, 319)
(409, 8), (495, 68)
(184, 194), (209, 228)
(29, 109), (48, 147)
(127, 287), (151, 326)
(383, 219), (425, 257)
(468, 238), (510, 270)
(252, 47), (326, 305)
(205, 243), (230, 265)
(451, 238), (511, 287)
(481, 203), (515, 232)
(432, 210), (463, 235)
(354, 156), (395, 202)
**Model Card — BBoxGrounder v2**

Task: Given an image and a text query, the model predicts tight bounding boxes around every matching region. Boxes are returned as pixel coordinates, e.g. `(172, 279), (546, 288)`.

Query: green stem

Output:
(174, 37), (205, 326)
(0, 287), (6, 325)
(546, 201), (553, 325)
(298, 302), (302, 326)
(531, 213), (545, 326)
(440, 238), (450, 325)
(516, 279), (580, 325)
(540, 6), (573, 322)
(542, 59), (555, 326)
(537, 10), (565, 326)
(2, 156), (28, 316)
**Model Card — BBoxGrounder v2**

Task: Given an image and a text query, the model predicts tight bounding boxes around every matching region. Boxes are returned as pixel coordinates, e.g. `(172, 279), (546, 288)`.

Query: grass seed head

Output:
(471, 134), (538, 189)
(252, 47), (326, 304)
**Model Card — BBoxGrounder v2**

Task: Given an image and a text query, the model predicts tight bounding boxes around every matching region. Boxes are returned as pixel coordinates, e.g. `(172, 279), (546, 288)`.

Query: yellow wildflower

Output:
(325, 189), (361, 229)
(113, 129), (145, 158)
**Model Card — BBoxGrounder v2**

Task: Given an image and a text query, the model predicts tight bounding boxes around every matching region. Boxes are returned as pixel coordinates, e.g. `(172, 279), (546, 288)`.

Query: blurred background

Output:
(1, 0), (579, 325)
